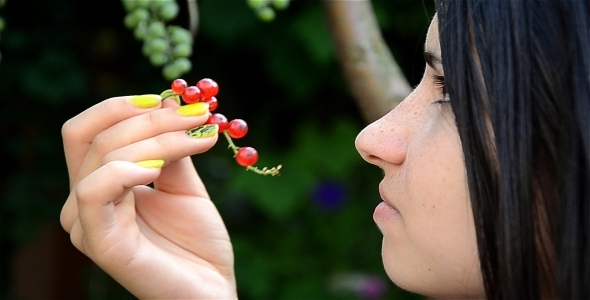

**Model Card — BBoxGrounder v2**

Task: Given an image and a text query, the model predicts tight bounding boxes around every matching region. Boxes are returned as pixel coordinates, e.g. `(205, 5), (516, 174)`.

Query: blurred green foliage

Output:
(0, 0), (433, 299)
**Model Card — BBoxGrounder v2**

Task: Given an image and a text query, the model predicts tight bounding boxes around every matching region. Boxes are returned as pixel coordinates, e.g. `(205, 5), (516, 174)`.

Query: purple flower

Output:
(312, 180), (347, 211)
(328, 272), (389, 299)
(359, 277), (388, 299)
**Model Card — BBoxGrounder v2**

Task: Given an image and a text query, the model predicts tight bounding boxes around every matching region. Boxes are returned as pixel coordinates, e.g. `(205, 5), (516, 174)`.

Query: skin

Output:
(60, 14), (483, 300)
(354, 16), (485, 298)
(60, 98), (237, 299)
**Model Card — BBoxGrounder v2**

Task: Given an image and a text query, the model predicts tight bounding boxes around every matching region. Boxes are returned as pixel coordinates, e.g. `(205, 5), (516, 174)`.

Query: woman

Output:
(60, 0), (590, 299)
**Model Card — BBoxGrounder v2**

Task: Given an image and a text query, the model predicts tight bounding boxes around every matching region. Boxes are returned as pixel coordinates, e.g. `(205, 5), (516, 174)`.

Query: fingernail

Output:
(176, 103), (209, 117)
(186, 124), (218, 139)
(129, 94), (162, 108)
(136, 159), (165, 168)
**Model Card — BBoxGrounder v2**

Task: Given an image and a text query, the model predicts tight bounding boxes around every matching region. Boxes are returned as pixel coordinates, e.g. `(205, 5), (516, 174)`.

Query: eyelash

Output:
(431, 74), (450, 104)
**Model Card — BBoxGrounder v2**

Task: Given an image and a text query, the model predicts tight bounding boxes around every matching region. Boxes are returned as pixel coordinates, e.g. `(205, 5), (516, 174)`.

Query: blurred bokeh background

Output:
(0, 0), (434, 299)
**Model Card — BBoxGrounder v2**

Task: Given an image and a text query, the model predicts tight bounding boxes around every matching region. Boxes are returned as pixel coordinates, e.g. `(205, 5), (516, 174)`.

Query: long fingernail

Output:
(136, 159), (165, 168)
(129, 94), (162, 108)
(186, 124), (218, 139)
(176, 103), (209, 117)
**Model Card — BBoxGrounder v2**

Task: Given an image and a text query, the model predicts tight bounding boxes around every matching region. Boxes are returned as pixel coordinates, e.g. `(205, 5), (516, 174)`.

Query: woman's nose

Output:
(355, 103), (410, 168)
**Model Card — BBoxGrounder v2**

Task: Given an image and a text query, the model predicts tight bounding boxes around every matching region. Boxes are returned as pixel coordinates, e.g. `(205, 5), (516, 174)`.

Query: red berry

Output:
(182, 86), (201, 104)
(236, 147), (258, 167)
(227, 119), (248, 138)
(196, 78), (219, 100)
(205, 96), (218, 112)
(171, 78), (187, 94)
(206, 113), (228, 132)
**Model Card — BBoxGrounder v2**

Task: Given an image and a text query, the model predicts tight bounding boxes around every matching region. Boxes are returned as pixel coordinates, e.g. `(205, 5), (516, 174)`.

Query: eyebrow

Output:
(424, 51), (442, 72)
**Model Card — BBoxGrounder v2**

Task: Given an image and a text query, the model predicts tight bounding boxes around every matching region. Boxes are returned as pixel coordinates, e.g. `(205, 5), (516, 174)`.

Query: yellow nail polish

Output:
(129, 94), (162, 108)
(176, 103), (209, 117)
(136, 159), (165, 168)
(186, 124), (218, 139)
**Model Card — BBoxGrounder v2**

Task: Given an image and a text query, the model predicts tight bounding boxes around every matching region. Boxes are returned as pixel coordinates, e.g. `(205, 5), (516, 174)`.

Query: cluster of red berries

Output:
(160, 78), (281, 176)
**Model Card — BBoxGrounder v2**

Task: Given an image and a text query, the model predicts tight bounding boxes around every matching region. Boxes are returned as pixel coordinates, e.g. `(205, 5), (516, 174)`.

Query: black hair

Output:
(435, 0), (590, 299)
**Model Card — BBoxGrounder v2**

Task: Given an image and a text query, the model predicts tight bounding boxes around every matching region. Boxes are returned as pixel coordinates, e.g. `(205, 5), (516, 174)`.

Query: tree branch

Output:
(322, 0), (411, 123)
(187, 0), (199, 37)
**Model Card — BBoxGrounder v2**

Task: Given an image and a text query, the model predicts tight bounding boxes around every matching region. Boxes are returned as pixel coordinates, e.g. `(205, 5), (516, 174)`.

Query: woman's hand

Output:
(60, 95), (236, 299)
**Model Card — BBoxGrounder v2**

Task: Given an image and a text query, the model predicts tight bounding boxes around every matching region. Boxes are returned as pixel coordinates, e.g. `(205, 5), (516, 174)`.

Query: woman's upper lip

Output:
(378, 183), (399, 211)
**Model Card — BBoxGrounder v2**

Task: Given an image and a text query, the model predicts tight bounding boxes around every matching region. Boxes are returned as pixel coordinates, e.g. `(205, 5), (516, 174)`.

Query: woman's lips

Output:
(378, 183), (399, 212)
(374, 183), (401, 221)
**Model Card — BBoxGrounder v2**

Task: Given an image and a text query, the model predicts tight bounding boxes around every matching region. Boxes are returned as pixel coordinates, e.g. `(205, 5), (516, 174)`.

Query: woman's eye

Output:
(431, 74), (446, 95)
(431, 74), (450, 104)
(433, 96), (450, 104)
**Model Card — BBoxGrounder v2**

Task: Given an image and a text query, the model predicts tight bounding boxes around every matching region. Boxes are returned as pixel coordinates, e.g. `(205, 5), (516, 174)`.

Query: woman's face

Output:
(355, 16), (485, 298)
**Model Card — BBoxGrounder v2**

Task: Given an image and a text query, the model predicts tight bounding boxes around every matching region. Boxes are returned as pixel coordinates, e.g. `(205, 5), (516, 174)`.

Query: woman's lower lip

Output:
(373, 201), (401, 222)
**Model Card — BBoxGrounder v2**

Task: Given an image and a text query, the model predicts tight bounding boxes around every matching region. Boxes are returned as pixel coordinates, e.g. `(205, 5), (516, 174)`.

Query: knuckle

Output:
(75, 161), (121, 204)
(103, 160), (124, 178)
(154, 132), (171, 149)
(69, 222), (86, 254)
(145, 109), (163, 127)
(90, 132), (111, 157)
(74, 177), (93, 206)
(60, 194), (76, 233)
(61, 119), (78, 141)
(101, 151), (116, 166)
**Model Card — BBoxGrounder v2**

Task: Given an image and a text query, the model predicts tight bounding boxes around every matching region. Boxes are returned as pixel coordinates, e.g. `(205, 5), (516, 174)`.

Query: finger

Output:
(68, 218), (84, 252)
(75, 160), (162, 252)
(161, 96), (181, 109)
(62, 95), (163, 187)
(61, 193), (78, 233)
(63, 103), (211, 230)
(101, 125), (218, 196)
(154, 157), (211, 197)
(101, 124), (218, 164)
(61, 124), (216, 231)
(76, 102), (210, 184)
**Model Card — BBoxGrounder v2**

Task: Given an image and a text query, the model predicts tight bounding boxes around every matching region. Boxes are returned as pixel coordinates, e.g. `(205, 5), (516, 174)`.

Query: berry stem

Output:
(160, 89), (181, 105)
(223, 130), (240, 155)
(223, 131), (281, 176)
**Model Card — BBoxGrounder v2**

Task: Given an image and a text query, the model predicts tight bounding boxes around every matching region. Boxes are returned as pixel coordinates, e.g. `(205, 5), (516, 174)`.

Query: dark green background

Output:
(0, 0), (434, 299)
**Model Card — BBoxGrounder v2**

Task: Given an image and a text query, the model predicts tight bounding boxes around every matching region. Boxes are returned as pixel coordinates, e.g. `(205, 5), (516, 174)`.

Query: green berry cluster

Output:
(246, 0), (290, 22)
(121, 0), (194, 81)
(0, 0), (6, 63)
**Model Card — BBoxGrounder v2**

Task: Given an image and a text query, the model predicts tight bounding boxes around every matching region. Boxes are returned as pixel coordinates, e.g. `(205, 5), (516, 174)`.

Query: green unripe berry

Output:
(172, 43), (192, 58)
(163, 63), (182, 81)
(169, 27), (193, 45)
(134, 0), (150, 8)
(159, 2), (179, 21)
(124, 13), (139, 29)
(150, 0), (173, 10)
(173, 57), (192, 73)
(272, 0), (289, 10)
(257, 6), (275, 22)
(134, 22), (148, 40)
(150, 53), (169, 66)
(148, 38), (168, 53)
(142, 42), (151, 57)
(147, 21), (166, 39)
(0, 17), (5, 32)
(121, 0), (136, 11)
(131, 8), (150, 24)
(247, 0), (269, 10)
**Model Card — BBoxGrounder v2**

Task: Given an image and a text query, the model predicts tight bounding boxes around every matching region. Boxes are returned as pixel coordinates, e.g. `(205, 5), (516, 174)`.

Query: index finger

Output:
(62, 95), (166, 187)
